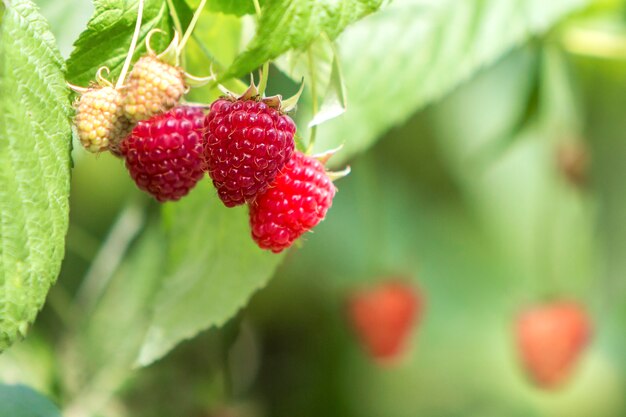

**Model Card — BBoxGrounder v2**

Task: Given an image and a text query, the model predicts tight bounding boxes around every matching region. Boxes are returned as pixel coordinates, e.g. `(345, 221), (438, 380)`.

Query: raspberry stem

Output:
(306, 47), (319, 153)
(116, 0), (144, 89)
(166, 0), (186, 67)
(252, 0), (268, 97)
(178, 0), (207, 56)
(253, 0), (262, 16)
(258, 61), (269, 96)
(166, 0), (183, 35)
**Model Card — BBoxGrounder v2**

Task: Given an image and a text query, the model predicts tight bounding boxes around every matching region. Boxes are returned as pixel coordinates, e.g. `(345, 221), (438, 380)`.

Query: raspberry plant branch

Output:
(177, 0), (207, 56)
(166, 0), (183, 37)
(166, 0), (186, 67)
(115, 0), (144, 89)
(306, 47), (319, 153)
(258, 62), (269, 97)
(252, 0), (269, 97)
(252, 0), (262, 16)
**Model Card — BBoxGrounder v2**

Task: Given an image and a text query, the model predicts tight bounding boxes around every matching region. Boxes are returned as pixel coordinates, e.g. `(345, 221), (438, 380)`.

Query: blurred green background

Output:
(2, 0), (626, 416)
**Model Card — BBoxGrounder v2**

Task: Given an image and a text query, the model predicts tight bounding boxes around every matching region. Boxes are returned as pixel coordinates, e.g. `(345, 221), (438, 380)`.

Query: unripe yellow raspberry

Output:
(74, 86), (132, 153)
(123, 55), (186, 122)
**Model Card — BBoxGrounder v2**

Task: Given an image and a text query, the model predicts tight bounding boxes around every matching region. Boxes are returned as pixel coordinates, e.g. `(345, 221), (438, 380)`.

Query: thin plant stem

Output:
(166, 0), (183, 35)
(178, 0), (207, 55)
(258, 61), (269, 96)
(116, 0), (144, 89)
(252, 1), (268, 97)
(306, 47), (319, 153)
(253, 0), (262, 16)
(166, 0), (186, 66)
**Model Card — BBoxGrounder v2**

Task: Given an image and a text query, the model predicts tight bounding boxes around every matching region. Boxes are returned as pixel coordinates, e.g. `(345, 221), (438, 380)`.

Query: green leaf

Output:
(428, 47), (595, 298)
(183, 0), (256, 16)
(311, 0), (591, 163)
(65, 0), (174, 87)
(136, 181), (284, 366)
(206, 0), (256, 16)
(0, 0), (72, 351)
(223, 0), (383, 79)
(275, 35), (335, 101)
(65, 224), (167, 414)
(0, 384), (61, 417)
(34, 0), (94, 58)
(309, 46), (348, 128)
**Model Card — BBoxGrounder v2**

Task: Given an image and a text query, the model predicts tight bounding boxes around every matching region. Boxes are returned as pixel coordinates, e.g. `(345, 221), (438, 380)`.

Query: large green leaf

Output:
(0, 0), (72, 351)
(65, 0), (175, 86)
(0, 385), (61, 417)
(223, 0), (383, 79)
(310, 0), (590, 162)
(62, 224), (167, 416)
(136, 181), (284, 366)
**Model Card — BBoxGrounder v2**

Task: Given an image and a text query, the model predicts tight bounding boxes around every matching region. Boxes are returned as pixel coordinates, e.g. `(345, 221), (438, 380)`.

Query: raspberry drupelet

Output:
(248, 151), (335, 253)
(204, 98), (296, 207)
(120, 106), (206, 202)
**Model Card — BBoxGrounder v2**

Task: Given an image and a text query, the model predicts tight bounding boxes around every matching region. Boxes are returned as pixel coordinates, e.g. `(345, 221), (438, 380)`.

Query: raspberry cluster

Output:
(72, 50), (341, 252)
(204, 98), (296, 207)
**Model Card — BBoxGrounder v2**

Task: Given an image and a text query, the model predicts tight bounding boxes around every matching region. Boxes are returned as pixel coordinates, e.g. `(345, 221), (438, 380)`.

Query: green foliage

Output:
(31, 0), (94, 57)
(136, 182), (284, 366)
(0, 0), (71, 351)
(223, 0), (383, 79)
(0, 384), (61, 417)
(206, 0), (256, 16)
(306, 0), (591, 162)
(65, 0), (175, 86)
(64, 224), (167, 411)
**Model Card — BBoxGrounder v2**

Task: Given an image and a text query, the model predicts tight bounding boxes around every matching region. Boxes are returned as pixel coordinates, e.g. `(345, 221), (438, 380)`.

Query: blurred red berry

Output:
(204, 98), (296, 207)
(248, 151), (335, 253)
(516, 301), (592, 389)
(347, 281), (424, 363)
(120, 106), (206, 202)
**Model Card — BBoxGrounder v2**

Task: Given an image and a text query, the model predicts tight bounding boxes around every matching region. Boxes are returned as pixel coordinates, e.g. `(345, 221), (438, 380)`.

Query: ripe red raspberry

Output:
(120, 106), (205, 202)
(123, 55), (186, 122)
(204, 98), (296, 207)
(516, 301), (592, 389)
(248, 151), (334, 253)
(347, 281), (424, 364)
